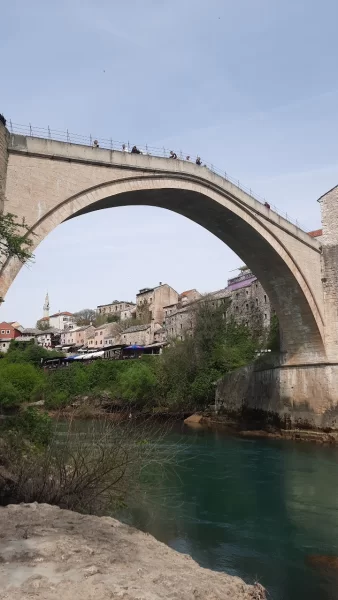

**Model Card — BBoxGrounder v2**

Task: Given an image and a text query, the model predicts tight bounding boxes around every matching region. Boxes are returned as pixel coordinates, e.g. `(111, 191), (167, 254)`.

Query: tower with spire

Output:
(43, 292), (50, 319)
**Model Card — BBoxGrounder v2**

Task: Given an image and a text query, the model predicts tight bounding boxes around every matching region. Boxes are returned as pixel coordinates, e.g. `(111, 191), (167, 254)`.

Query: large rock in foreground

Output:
(0, 503), (265, 599)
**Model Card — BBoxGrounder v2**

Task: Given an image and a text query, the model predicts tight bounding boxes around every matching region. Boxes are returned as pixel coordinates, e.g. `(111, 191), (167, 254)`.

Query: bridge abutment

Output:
(319, 186), (338, 362)
(216, 361), (338, 430)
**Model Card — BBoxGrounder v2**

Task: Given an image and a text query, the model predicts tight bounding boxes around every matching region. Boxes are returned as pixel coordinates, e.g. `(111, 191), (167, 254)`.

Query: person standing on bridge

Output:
(169, 150), (177, 159)
(196, 156), (202, 166)
(131, 145), (142, 154)
(93, 140), (99, 148)
(264, 202), (271, 209)
(122, 143), (129, 152)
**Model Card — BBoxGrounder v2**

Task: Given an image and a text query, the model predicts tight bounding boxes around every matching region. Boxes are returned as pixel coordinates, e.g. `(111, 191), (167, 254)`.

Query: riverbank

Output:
(44, 394), (338, 445)
(0, 503), (265, 600)
(184, 413), (338, 444)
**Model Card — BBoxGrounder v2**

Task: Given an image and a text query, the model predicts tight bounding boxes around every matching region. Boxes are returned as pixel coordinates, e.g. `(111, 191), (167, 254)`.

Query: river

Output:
(59, 421), (338, 599)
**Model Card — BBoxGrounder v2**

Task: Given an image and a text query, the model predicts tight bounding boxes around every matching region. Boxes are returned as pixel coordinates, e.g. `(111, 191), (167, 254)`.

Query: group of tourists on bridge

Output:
(92, 138), (203, 165)
(169, 150), (202, 165)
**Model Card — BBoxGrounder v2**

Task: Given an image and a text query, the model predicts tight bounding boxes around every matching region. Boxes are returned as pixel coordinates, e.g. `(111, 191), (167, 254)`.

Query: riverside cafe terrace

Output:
(41, 342), (166, 369)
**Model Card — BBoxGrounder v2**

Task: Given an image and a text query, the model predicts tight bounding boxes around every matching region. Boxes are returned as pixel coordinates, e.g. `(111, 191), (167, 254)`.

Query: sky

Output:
(2, 0), (338, 326)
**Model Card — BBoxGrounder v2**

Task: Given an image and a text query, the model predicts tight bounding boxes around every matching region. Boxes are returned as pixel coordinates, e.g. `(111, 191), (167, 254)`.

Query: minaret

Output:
(43, 292), (50, 319)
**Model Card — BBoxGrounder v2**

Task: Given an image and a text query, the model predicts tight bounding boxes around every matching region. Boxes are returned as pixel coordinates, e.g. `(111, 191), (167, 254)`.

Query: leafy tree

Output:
(36, 318), (50, 331)
(0, 362), (43, 403)
(107, 314), (120, 323)
(0, 213), (33, 264)
(0, 380), (21, 407)
(73, 308), (96, 326)
(117, 361), (157, 404)
(6, 340), (62, 365)
(0, 212), (34, 302)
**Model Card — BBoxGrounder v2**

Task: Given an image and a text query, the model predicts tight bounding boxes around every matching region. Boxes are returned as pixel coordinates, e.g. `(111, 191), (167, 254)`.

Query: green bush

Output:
(0, 380), (21, 407)
(0, 362), (43, 402)
(117, 362), (158, 404)
(45, 390), (70, 410)
(5, 408), (53, 445)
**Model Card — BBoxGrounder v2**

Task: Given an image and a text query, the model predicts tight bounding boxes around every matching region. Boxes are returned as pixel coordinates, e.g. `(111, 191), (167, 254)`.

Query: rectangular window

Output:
(264, 294), (267, 303)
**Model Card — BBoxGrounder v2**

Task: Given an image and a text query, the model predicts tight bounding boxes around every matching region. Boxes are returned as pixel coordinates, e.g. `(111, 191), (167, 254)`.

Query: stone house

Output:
(0, 327), (43, 353)
(0, 321), (22, 341)
(164, 288), (202, 322)
(164, 305), (195, 341)
(39, 311), (76, 331)
(179, 289), (202, 304)
(136, 284), (178, 325)
(153, 327), (167, 344)
(120, 323), (161, 346)
(61, 325), (95, 347)
(36, 328), (60, 348)
(164, 268), (272, 342)
(120, 306), (137, 321)
(219, 268), (271, 335)
(87, 323), (121, 349)
(96, 300), (135, 318)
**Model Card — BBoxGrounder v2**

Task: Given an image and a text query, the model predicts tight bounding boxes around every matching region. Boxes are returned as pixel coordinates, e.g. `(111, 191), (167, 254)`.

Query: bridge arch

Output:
(0, 172), (325, 364)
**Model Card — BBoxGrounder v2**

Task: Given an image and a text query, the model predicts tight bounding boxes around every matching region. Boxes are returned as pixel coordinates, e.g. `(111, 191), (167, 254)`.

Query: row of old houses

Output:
(0, 268), (273, 355)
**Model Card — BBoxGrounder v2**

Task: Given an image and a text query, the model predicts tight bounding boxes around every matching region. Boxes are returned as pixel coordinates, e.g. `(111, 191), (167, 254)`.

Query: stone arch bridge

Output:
(1, 122), (338, 426)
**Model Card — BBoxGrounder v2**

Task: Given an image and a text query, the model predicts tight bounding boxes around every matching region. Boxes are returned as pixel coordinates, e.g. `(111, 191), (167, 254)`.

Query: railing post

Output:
(48, 126), (51, 139)
(67, 129), (70, 143)
(128, 141), (130, 152)
(146, 144), (148, 155)
(110, 137), (113, 150)
(90, 134), (92, 147)
(29, 123), (32, 136)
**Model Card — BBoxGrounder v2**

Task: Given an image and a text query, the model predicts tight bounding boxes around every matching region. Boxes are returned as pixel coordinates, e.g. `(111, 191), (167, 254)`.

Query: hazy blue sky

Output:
(2, 0), (338, 326)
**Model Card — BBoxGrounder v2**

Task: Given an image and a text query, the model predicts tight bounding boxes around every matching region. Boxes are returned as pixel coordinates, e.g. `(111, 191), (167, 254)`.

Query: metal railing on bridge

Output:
(7, 120), (307, 232)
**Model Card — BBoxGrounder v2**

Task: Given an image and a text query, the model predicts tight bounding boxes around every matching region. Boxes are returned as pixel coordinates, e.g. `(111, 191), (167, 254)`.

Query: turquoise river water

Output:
(122, 424), (338, 600)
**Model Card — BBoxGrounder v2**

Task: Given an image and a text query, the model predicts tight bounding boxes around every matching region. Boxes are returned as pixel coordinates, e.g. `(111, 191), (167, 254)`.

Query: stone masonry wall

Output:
(0, 122), (8, 216)
(227, 279), (271, 339)
(319, 186), (338, 361)
(216, 362), (338, 429)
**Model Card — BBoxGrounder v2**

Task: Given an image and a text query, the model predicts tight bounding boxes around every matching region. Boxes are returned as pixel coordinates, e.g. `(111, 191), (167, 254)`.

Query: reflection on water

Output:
(58, 421), (338, 600)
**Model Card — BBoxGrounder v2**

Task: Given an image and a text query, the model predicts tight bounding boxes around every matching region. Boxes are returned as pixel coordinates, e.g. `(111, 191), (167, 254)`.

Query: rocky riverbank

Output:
(184, 413), (338, 445)
(0, 503), (265, 600)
